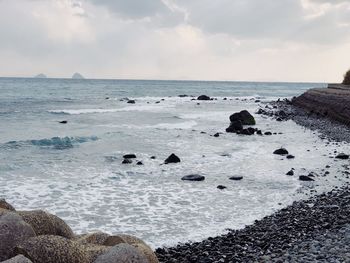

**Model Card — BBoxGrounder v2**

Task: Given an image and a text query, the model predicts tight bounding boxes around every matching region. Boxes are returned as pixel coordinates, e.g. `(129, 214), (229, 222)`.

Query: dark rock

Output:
(127, 100), (136, 104)
(217, 185), (227, 190)
(181, 174), (205, 181)
(299, 175), (314, 181)
(213, 133), (220, 137)
(276, 118), (283, 122)
(0, 212), (36, 261)
(123, 154), (137, 159)
(122, 159), (132, 164)
(273, 148), (289, 155)
(256, 130), (262, 135)
(239, 129), (254, 135)
(136, 161), (143, 166)
(286, 170), (294, 176)
(264, 132), (272, 136)
(229, 176), (243, 181)
(335, 153), (349, 160)
(164, 154), (181, 164)
(178, 95), (188, 98)
(286, 155), (295, 159)
(226, 121), (243, 133)
(247, 127), (256, 134)
(150, 156), (156, 159)
(197, 95), (211, 101)
(59, 121), (68, 124)
(229, 110), (256, 125)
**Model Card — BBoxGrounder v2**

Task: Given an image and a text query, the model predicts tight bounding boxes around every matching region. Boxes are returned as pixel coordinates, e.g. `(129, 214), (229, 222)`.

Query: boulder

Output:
(136, 161), (144, 165)
(239, 129), (254, 135)
(75, 232), (110, 245)
(93, 243), (148, 263)
(17, 210), (74, 239)
(1, 255), (33, 263)
(59, 121), (68, 124)
(264, 132), (272, 136)
(229, 110), (256, 125)
(286, 155), (295, 159)
(213, 133), (220, 137)
(335, 153), (349, 160)
(181, 174), (205, 181)
(0, 199), (15, 211)
(122, 159), (132, 164)
(15, 235), (89, 263)
(123, 154), (137, 159)
(286, 170), (294, 176)
(229, 176), (243, 181)
(127, 100), (136, 104)
(217, 185), (227, 190)
(0, 212), (36, 261)
(226, 120), (243, 133)
(164, 154), (181, 164)
(197, 95), (211, 101)
(273, 148), (289, 155)
(299, 175), (314, 181)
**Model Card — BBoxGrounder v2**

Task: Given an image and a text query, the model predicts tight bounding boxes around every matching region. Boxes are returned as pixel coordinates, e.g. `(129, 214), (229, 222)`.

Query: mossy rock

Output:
(17, 210), (74, 238)
(15, 235), (89, 263)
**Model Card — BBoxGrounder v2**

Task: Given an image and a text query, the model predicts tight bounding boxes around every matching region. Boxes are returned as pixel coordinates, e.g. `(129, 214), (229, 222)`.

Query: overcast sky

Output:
(0, 0), (349, 82)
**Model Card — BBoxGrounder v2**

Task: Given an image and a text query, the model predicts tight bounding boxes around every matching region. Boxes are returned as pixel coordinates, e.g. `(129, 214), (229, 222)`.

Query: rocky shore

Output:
(156, 89), (350, 263)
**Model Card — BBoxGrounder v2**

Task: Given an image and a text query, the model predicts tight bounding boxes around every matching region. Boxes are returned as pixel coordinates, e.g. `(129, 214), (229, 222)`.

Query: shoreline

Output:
(156, 99), (350, 263)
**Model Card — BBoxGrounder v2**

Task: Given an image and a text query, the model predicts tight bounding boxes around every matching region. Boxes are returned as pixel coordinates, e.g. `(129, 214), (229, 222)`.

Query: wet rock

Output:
(122, 159), (132, 164)
(178, 95), (188, 98)
(229, 110), (256, 125)
(75, 232), (110, 245)
(123, 154), (137, 159)
(0, 199), (15, 211)
(15, 235), (89, 263)
(94, 243), (148, 263)
(164, 153), (181, 164)
(287, 155), (295, 159)
(264, 132), (272, 136)
(273, 148), (289, 155)
(239, 129), (254, 135)
(59, 121), (68, 124)
(286, 170), (294, 176)
(299, 175), (314, 181)
(150, 156), (156, 159)
(181, 174), (205, 181)
(213, 133), (220, 137)
(1, 255), (33, 263)
(0, 212), (36, 261)
(217, 185), (227, 190)
(127, 100), (136, 104)
(226, 121), (243, 133)
(229, 176), (243, 181)
(197, 95), (211, 101)
(136, 161), (144, 165)
(335, 153), (349, 160)
(17, 210), (74, 239)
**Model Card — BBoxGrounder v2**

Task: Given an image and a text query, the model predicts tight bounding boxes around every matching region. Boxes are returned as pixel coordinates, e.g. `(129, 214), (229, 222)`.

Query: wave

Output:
(3, 136), (98, 150)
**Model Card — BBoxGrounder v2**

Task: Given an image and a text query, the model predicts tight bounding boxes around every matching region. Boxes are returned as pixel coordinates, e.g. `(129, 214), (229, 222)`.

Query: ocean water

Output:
(1, 78), (348, 248)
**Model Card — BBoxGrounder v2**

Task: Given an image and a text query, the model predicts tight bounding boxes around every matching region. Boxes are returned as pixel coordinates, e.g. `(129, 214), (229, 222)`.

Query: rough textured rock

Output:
(93, 243), (148, 263)
(164, 153), (181, 164)
(181, 174), (205, 181)
(197, 95), (211, 101)
(292, 87), (350, 126)
(0, 212), (36, 261)
(0, 199), (16, 211)
(15, 235), (89, 263)
(75, 232), (110, 245)
(17, 210), (74, 239)
(229, 110), (256, 125)
(1, 255), (33, 263)
(226, 120), (243, 133)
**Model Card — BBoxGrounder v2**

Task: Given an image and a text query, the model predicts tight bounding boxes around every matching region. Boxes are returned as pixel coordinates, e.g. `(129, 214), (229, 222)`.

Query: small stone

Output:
(122, 159), (132, 164)
(217, 185), (227, 190)
(164, 154), (181, 164)
(229, 176), (243, 181)
(273, 148), (289, 155)
(181, 174), (205, 181)
(299, 175), (314, 181)
(123, 154), (136, 159)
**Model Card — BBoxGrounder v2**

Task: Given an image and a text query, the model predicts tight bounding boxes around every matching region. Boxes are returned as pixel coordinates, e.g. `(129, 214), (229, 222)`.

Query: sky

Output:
(0, 0), (349, 82)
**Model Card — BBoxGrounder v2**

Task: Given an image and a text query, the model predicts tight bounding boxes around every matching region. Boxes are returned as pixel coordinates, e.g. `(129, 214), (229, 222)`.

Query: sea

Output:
(0, 78), (348, 248)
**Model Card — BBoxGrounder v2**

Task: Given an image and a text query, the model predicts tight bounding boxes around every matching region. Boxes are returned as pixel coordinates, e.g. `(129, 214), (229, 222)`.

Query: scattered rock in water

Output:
(226, 120), (243, 133)
(217, 185), (227, 190)
(127, 100), (136, 104)
(14, 235), (89, 263)
(150, 156), (156, 159)
(123, 154), (137, 159)
(164, 154), (181, 164)
(213, 133), (220, 137)
(178, 95), (188, 98)
(273, 148), (289, 155)
(264, 132), (272, 136)
(0, 199), (16, 211)
(229, 110), (256, 125)
(229, 176), (243, 181)
(59, 121), (68, 124)
(287, 155), (295, 159)
(1, 255), (33, 263)
(0, 212), (36, 261)
(286, 170), (294, 176)
(17, 210), (74, 239)
(238, 129), (254, 136)
(197, 95), (211, 101)
(299, 175), (314, 181)
(256, 130), (263, 135)
(136, 161), (143, 166)
(335, 153), (349, 160)
(94, 243), (148, 263)
(122, 159), (132, 164)
(181, 174), (205, 181)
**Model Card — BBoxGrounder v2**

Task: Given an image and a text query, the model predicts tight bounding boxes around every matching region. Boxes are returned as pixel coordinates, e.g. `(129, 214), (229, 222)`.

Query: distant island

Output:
(34, 73), (47, 79)
(72, 73), (84, 79)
